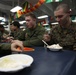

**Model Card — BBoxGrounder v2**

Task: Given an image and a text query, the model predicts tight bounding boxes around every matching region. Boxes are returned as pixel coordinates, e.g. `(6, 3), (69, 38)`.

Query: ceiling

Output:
(0, 0), (76, 24)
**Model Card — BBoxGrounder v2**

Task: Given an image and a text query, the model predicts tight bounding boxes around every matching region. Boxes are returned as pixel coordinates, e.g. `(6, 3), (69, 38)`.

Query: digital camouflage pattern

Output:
(50, 22), (76, 50)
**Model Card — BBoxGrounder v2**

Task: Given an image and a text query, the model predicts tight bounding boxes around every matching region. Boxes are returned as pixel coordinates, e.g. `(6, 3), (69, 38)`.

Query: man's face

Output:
(54, 9), (69, 27)
(10, 25), (14, 31)
(11, 25), (17, 31)
(25, 16), (36, 29)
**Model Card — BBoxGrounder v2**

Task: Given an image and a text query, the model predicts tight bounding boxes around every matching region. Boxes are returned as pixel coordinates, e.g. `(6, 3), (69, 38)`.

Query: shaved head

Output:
(55, 4), (70, 13)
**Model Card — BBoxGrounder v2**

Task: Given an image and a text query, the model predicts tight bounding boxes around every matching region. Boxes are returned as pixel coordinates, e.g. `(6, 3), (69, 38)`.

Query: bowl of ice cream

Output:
(47, 44), (63, 51)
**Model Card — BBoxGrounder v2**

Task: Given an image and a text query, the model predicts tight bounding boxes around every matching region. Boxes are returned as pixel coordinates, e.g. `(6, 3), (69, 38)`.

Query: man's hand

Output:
(43, 34), (51, 42)
(11, 40), (23, 45)
(11, 42), (23, 52)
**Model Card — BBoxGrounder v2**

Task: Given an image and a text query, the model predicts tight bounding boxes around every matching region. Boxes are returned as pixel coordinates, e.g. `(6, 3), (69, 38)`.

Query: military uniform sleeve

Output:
(0, 43), (11, 50)
(14, 30), (25, 41)
(18, 30), (25, 41)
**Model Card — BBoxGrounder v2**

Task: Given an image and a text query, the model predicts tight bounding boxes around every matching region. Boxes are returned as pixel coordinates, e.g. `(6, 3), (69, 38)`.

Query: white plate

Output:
(0, 54), (34, 72)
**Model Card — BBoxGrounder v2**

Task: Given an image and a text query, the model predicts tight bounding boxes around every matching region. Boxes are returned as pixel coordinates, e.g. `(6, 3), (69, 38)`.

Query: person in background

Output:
(12, 12), (45, 47)
(9, 23), (14, 37)
(0, 25), (9, 42)
(43, 3), (76, 50)
(9, 21), (25, 41)
(0, 25), (23, 53)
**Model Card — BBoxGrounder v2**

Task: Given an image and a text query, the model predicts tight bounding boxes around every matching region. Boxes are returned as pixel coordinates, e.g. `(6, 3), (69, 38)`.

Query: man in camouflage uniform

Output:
(10, 21), (25, 41)
(12, 13), (45, 47)
(43, 4), (76, 50)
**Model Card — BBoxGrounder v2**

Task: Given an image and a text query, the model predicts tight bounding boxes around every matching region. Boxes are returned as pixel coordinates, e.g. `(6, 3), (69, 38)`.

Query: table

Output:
(0, 47), (76, 75)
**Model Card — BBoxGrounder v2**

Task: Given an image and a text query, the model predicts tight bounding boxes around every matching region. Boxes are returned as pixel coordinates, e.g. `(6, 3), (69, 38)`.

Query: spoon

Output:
(42, 40), (49, 46)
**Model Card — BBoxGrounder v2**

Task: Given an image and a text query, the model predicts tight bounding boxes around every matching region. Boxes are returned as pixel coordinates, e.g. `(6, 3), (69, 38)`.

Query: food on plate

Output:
(0, 57), (22, 69)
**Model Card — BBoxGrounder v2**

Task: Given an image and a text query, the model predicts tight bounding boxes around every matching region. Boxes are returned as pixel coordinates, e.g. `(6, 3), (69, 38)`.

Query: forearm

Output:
(0, 43), (11, 51)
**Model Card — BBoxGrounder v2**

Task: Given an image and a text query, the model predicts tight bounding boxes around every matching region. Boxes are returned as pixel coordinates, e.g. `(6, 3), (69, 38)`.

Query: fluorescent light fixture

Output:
(0, 22), (5, 24)
(19, 21), (26, 24)
(55, 0), (59, 2)
(70, 9), (72, 11)
(72, 20), (76, 22)
(2, 18), (6, 22)
(0, 17), (6, 22)
(51, 22), (58, 25)
(43, 24), (49, 26)
(10, 6), (22, 12)
(20, 26), (24, 28)
(38, 15), (48, 19)
(55, 0), (62, 2)
(0, 17), (5, 20)
(4, 25), (8, 27)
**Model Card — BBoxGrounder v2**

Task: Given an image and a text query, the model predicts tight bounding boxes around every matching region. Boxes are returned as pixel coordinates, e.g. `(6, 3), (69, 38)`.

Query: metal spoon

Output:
(42, 40), (49, 46)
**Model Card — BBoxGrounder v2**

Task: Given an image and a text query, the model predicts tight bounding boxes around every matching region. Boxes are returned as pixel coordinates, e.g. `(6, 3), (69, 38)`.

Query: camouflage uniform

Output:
(13, 29), (25, 41)
(0, 43), (11, 50)
(0, 43), (11, 55)
(22, 25), (45, 47)
(50, 22), (76, 50)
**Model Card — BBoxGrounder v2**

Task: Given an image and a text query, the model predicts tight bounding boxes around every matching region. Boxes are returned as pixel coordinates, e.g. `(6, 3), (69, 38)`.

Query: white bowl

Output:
(47, 44), (63, 51)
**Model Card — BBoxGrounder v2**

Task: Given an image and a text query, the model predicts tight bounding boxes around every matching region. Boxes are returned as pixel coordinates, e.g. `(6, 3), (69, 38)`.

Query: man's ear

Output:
(68, 9), (72, 15)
